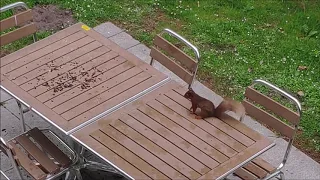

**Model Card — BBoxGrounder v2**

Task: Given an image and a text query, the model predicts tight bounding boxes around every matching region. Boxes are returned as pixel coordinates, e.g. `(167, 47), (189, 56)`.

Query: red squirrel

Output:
(184, 88), (245, 120)
(184, 88), (215, 119)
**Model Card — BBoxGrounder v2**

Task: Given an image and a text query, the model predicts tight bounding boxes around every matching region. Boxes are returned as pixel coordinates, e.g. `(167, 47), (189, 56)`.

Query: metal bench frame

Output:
(242, 79), (302, 180)
(0, 129), (77, 180)
(150, 28), (200, 89)
(1, 1), (38, 133)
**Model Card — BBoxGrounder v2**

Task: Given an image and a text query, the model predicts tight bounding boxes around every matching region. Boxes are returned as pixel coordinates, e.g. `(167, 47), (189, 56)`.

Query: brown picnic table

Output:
(1, 22), (275, 179)
(1, 22), (169, 134)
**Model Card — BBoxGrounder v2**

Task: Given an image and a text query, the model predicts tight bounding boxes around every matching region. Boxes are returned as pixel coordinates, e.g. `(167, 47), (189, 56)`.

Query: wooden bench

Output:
(0, 2), (37, 46)
(150, 28), (200, 88)
(1, 128), (74, 180)
(234, 79), (301, 180)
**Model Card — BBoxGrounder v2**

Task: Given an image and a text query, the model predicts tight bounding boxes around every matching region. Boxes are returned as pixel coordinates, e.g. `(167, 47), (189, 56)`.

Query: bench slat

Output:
(28, 128), (71, 167)
(8, 141), (46, 180)
(242, 100), (295, 138)
(252, 157), (275, 172)
(15, 135), (59, 173)
(0, 9), (33, 31)
(153, 35), (197, 71)
(0, 23), (36, 46)
(150, 46), (193, 84)
(234, 168), (257, 180)
(245, 87), (299, 125)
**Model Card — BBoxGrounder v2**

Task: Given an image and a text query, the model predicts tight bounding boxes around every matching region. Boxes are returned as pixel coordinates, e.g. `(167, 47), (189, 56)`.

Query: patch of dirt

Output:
(32, 5), (76, 32)
(0, 50), (11, 58)
(15, 5), (76, 32)
(294, 131), (320, 163)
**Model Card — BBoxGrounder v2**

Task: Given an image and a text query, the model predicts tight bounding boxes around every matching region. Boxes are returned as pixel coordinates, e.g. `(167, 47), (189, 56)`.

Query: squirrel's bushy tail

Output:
(214, 98), (245, 121)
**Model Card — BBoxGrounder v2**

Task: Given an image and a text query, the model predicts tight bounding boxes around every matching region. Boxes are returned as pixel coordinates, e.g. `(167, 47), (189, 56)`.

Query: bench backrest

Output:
(150, 29), (200, 88)
(243, 79), (301, 167)
(0, 2), (37, 47)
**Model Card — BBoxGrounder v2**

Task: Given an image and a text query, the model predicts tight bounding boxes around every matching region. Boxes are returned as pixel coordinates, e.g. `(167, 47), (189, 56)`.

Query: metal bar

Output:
(216, 142), (276, 180)
(0, 86), (68, 134)
(150, 57), (154, 65)
(16, 100), (26, 132)
(0, 170), (10, 180)
(251, 79), (302, 170)
(0, 2), (28, 13)
(70, 134), (135, 180)
(33, 33), (38, 42)
(251, 79), (301, 115)
(163, 29), (200, 61)
(0, 86), (30, 109)
(162, 28), (200, 88)
(67, 77), (171, 135)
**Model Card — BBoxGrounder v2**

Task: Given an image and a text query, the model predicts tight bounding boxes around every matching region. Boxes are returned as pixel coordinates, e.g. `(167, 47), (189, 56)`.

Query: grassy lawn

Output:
(1, 0), (319, 156)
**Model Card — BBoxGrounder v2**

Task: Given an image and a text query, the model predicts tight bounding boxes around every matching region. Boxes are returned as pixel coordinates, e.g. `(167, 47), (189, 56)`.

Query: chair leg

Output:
(84, 160), (120, 174)
(33, 33), (38, 42)
(75, 169), (83, 180)
(65, 170), (77, 180)
(150, 58), (154, 65)
(279, 172), (285, 180)
(8, 151), (23, 180)
(16, 100), (26, 132)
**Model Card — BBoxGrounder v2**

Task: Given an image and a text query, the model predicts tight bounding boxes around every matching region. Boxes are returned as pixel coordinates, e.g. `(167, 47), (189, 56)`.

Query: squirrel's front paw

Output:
(195, 115), (202, 119)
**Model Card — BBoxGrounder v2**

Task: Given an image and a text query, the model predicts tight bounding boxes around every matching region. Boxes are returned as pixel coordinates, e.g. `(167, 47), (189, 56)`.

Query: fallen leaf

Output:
(298, 66), (308, 70)
(297, 91), (304, 97)
(248, 67), (253, 73)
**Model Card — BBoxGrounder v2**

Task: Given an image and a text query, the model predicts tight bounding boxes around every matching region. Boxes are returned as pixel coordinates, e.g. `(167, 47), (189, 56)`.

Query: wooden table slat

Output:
(23, 46), (110, 93)
(13, 41), (103, 86)
(145, 99), (228, 163)
(198, 139), (272, 180)
(1, 23), (82, 67)
(111, 120), (201, 179)
(170, 88), (255, 147)
(130, 107), (219, 169)
(50, 58), (135, 112)
(60, 71), (151, 119)
(119, 112), (210, 174)
(6, 36), (95, 80)
(100, 125), (187, 179)
(91, 130), (169, 180)
(148, 97), (240, 156)
(44, 60), (136, 107)
(2, 31), (87, 74)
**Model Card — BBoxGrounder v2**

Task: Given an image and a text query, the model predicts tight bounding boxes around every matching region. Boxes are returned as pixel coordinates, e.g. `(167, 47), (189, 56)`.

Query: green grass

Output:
(1, 0), (319, 153)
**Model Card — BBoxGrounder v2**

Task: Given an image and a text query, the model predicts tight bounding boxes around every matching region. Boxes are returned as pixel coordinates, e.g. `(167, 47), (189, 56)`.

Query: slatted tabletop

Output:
(0, 22), (168, 134)
(72, 81), (275, 180)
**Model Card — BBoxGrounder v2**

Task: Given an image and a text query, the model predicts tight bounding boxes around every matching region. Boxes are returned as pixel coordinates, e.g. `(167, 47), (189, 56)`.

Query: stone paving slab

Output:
(93, 22), (123, 38)
(109, 31), (140, 49)
(0, 89), (12, 103)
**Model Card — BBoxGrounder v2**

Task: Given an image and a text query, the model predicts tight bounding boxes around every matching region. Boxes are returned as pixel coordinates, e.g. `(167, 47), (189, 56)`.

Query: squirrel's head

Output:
(184, 88), (195, 100)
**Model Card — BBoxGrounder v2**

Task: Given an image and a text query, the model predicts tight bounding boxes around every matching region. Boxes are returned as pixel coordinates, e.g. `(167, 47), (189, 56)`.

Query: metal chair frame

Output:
(1, 1), (38, 133)
(0, 129), (77, 180)
(245, 79), (302, 180)
(1, 128), (123, 180)
(0, 1), (38, 42)
(150, 28), (200, 89)
(0, 170), (10, 180)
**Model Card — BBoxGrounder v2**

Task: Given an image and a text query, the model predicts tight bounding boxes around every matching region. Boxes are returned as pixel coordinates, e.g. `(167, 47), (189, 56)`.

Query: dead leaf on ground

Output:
(297, 91), (304, 97)
(248, 67), (253, 73)
(298, 66), (308, 70)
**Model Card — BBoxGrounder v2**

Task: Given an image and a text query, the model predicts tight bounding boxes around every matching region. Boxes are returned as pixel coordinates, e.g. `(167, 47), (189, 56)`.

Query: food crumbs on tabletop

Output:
(184, 88), (246, 120)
